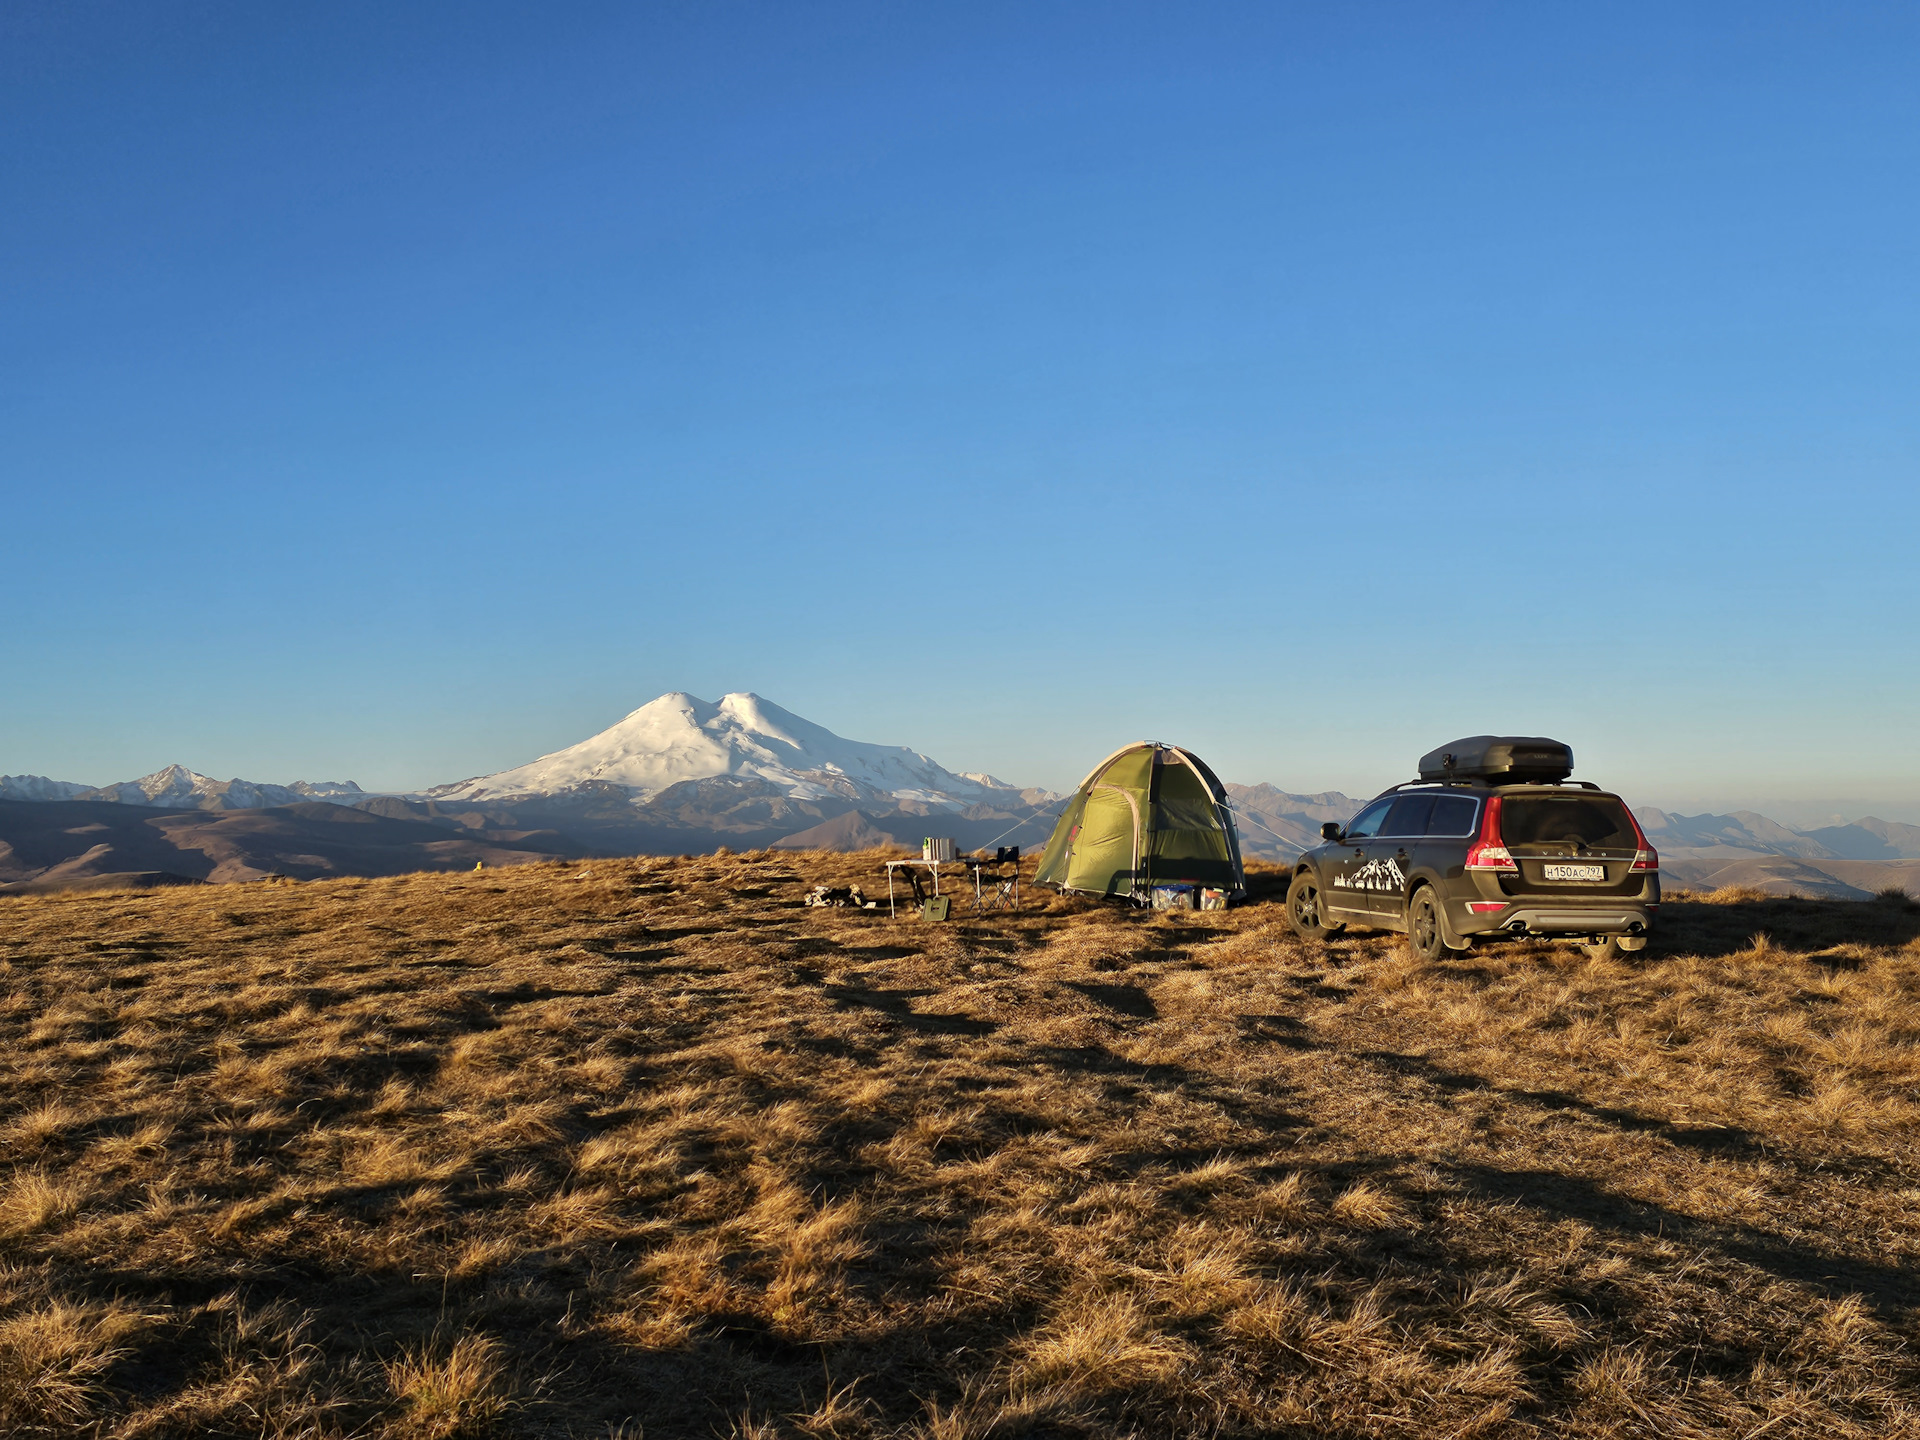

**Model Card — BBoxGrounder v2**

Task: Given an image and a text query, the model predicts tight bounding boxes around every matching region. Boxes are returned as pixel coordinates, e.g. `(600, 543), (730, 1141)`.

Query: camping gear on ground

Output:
(1151, 884), (1196, 910)
(1033, 742), (1246, 904)
(804, 884), (876, 909)
(1417, 736), (1574, 784)
(1200, 887), (1228, 910)
(923, 837), (957, 861)
(921, 896), (951, 922)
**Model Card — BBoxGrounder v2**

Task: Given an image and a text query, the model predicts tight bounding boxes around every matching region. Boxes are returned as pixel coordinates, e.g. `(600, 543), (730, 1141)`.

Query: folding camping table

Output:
(883, 856), (1019, 917)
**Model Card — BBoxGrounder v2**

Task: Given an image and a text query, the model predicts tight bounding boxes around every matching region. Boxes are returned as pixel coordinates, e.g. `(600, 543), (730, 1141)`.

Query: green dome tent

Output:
(1033, 742), (1246, 904)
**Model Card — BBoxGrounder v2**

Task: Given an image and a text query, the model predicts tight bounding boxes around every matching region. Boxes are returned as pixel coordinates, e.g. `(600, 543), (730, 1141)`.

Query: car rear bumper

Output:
(1451, 899), (1655, 938)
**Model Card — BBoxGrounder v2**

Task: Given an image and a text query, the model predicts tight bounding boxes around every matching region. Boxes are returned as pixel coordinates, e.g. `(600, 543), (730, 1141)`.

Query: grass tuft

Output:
(385, 1332), (512, 1438)
(0, 1300), (146, 1433)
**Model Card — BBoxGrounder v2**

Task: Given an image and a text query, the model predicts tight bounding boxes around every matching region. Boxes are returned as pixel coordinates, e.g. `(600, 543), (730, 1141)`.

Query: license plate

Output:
(1543, 863), (1605, 882)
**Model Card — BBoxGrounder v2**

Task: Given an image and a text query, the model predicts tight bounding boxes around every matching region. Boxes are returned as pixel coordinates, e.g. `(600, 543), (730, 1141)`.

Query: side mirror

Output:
(1320, 822), (1343, 843)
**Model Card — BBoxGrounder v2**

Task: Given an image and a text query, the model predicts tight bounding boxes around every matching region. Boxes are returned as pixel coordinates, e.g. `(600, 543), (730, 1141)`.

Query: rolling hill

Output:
(0, 799), (589, 892)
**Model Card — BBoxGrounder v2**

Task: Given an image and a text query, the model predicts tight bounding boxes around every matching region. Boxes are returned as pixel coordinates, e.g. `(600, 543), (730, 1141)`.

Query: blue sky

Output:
(4, 2), (1917, 823)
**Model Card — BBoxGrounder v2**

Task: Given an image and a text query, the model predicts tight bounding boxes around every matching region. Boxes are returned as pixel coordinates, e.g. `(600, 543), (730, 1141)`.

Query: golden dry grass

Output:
(2, 853), (1919, 1437)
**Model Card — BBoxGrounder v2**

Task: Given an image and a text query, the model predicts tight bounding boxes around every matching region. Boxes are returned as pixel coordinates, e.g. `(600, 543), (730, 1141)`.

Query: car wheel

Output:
(1286, 872), (1343, 939)
(1407, 886), (1447, 962)
(1583, 935), (1624, 961)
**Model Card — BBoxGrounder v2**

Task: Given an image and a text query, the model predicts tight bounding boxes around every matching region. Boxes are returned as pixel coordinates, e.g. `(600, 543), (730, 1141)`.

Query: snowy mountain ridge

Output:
(0, 767), (365, 811)
(426, 692), (1027, 809)
(0, 774), (93, 802)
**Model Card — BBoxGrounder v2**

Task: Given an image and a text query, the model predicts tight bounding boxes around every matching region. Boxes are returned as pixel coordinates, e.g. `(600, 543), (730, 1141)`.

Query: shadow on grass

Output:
(1448, 1164), (1920, 1317)
(819, 983), (1000, 1036)
(1242, 865), (1295, 905)
(1357, 1048), (1913, 1182)
(1653, 893), (1920, 958)
(1063, 981), (1158, 1018)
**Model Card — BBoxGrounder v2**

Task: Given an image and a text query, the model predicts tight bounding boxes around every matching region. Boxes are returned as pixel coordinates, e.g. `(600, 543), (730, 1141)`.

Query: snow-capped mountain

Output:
(427, 692), (1029, 810)
(0, 774), (92, 802)
(0, 765), (367, 811)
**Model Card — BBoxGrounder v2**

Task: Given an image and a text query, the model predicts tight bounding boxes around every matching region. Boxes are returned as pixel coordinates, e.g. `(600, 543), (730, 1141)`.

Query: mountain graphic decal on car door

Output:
(1331, 855), (1406, 893)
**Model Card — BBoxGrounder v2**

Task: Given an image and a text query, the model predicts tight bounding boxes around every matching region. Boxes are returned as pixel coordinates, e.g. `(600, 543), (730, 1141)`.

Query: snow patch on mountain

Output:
(2, 766), (371, 811)
(0, 774), (93, 802)
(426, 692), (1028, 809)
(288, 780), (368, 801)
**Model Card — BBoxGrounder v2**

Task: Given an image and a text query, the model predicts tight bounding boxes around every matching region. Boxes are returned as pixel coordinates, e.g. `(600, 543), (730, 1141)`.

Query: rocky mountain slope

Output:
(1224, 783), (1367, 857)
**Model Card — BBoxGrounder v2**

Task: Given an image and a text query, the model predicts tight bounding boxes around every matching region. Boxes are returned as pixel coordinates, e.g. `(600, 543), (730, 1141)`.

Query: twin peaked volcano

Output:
(427, 692), (1027, 810)
(0, 695), (1063, 890)
(397, 691), (1060, 861)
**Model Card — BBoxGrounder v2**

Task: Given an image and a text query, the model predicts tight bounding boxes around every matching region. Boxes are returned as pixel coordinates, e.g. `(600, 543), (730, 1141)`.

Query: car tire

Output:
(1286, 872), (1343, 940)
(1407, 885), (1447, 962)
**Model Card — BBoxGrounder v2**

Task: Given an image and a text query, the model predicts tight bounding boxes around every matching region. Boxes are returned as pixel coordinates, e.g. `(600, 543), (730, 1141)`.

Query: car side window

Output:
(1426, 795), (1479, 836)
(1381, 796), (1435, 837)
(1344, 800), (1392, 838)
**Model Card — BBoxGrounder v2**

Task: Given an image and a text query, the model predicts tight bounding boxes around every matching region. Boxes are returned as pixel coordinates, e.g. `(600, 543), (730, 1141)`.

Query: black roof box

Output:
(1418, 736), (1573, 784)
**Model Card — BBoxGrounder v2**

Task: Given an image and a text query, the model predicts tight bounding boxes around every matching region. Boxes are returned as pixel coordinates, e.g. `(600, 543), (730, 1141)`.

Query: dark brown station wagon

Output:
(1284, 736), (1660, 961)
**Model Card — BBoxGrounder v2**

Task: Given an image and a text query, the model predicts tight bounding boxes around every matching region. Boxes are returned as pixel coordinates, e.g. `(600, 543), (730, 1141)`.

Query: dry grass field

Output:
(3, 852), (1919, 1438)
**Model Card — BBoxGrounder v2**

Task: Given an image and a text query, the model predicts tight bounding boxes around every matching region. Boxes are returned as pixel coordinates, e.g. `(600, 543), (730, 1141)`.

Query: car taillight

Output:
(1467, 901), (1507, 913)
(1623, 805), (1658, 871)
(1464, 795), (1517, 872)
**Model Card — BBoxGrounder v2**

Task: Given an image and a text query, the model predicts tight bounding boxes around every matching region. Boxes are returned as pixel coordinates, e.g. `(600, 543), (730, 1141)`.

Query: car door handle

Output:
(1395, 848), (1410, 860)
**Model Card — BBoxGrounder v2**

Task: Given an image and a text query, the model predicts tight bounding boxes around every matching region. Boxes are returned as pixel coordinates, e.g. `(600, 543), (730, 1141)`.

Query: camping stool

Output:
(981, 872), (1019, 911)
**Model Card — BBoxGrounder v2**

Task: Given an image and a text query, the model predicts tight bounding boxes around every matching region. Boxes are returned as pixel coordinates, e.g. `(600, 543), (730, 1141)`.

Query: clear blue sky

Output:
(4, 2), (1917, 823)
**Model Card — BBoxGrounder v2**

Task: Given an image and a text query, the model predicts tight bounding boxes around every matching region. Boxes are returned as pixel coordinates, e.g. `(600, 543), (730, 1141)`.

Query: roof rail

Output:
(1377, 777), (1602, 797)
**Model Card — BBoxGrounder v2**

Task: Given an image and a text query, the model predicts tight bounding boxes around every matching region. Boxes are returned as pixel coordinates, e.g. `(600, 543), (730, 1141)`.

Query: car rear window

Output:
(1500, 796), (1637, 849)
(1427, 795), (1478, 836)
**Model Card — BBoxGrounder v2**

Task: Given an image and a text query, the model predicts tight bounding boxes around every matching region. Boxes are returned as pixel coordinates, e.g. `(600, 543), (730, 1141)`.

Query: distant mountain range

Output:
(0, 764), (366, 810)
(5, 694), (1918, 898)
(1630, 809), (1920, 900)
(1635, 808), (1920, 863)
(0, 694), (1061, 892)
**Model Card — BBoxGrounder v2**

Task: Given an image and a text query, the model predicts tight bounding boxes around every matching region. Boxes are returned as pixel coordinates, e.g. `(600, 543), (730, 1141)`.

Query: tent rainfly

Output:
(1032, 742), (1246, 903)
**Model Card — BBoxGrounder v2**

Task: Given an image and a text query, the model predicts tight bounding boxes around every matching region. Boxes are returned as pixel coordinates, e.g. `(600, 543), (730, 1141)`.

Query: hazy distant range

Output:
(5, 693), (1919, 901)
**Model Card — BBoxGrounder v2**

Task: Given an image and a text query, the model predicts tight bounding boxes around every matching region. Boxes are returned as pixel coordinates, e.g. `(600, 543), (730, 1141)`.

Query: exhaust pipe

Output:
(1506, 919), (1528, 934)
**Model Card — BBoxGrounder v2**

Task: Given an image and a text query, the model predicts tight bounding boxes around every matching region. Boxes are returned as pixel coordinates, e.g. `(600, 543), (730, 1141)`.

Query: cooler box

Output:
(1150, 884), (1196, 910)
